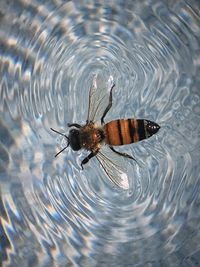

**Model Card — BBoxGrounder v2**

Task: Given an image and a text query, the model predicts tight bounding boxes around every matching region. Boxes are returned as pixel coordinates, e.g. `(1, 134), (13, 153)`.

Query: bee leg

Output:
(101, 84), (115, 125)
(67, 123), (82, 128)
(86, 120), (94, 125)
(81, 151), (98, 170)
(109, 146), (136, 161)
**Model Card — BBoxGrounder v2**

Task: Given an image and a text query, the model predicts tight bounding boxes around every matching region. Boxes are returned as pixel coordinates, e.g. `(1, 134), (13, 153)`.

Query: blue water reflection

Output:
(0, 0), (200, 266)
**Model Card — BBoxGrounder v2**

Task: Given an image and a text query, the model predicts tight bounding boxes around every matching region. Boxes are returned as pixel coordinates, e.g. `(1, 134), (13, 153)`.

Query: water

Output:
(0, 0), (200, 266)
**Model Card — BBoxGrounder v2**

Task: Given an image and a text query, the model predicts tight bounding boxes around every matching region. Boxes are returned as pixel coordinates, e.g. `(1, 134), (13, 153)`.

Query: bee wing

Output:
(87, 74), (114, 123)
(96, 147), (130, 190)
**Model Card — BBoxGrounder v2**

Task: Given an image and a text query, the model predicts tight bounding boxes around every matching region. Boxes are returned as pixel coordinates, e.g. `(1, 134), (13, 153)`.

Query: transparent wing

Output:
(87, 74), (114, 123)
(96, 146), (130, 190)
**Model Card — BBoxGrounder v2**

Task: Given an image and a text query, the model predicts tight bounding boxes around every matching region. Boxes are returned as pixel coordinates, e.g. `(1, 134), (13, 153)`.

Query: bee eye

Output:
(69, 129), (81, 151)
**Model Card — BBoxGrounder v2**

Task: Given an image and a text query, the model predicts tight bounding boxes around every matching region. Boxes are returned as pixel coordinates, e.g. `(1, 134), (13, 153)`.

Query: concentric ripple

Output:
(0, 0), (200, 266)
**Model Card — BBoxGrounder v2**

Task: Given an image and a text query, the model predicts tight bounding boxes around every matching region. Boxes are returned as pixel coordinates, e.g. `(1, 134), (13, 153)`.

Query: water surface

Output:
(0, 0), (200, 266)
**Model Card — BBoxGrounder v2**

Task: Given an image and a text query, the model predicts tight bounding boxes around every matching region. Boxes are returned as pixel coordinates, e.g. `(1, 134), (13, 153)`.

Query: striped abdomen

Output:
(104, 119), (160, 146)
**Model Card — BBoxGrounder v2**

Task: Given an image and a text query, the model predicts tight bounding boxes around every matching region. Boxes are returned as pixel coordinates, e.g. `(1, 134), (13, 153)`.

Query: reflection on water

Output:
(0, 0), (200, 266)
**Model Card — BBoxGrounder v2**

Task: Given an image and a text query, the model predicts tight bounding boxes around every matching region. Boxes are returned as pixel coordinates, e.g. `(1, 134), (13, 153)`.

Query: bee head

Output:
(68, 129), (81, 151)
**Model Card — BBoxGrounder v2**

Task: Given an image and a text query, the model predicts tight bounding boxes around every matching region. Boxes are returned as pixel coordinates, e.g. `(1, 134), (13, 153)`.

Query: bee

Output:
(51, 75), (160, 189)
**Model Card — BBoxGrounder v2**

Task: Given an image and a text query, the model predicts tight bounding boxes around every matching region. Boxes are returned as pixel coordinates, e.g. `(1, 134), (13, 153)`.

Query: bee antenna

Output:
(50, 128), (68, 139)
(54, 144), (69, 157)
(50, 128), (70, 157)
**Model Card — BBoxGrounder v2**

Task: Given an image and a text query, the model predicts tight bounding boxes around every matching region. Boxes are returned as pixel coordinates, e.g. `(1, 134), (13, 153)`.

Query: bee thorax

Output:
(80, 126), (105, 151)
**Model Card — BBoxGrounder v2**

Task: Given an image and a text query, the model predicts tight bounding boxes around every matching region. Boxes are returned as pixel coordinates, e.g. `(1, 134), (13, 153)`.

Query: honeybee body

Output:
(51, 78), (160, 189)
(79, 118), (159, 151)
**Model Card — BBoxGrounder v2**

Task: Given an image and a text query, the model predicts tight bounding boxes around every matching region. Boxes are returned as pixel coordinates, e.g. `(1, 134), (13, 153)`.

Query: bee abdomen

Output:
(104, 119), (160, 146)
